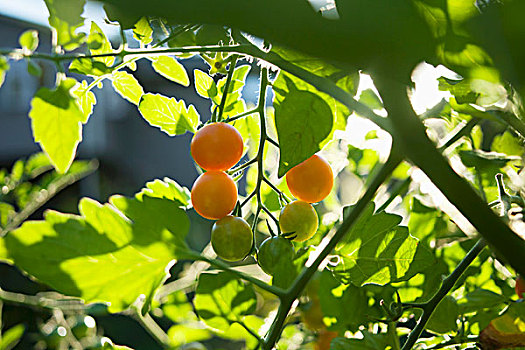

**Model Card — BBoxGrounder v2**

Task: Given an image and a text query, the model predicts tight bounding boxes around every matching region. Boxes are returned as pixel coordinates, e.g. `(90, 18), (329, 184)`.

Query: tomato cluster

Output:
(189, 122), (334, 266)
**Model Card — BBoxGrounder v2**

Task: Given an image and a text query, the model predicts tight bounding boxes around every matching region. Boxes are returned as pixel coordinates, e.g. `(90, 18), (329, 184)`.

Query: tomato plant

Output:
(0, 1), (524, 350)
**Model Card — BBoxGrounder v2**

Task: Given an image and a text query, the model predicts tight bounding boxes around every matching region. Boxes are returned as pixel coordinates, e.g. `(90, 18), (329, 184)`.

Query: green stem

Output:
(437, 118), (479, 152)
(191, 253), (286, 298)
(376, 177), (411, 213)
(401, 239), (486, 350)
(262, 151), (402, 350)
(388, 321), (401, 350)
(222, 108), (259, 124)
(134, 310), (170, 348)
(374, 76), (525, 277)
(263, 176), (291, 203)
(0, 44), (249, 62)
(217, 54), (239, 121)
(0, 287), (88, 312)
(228, 158), (258, 175)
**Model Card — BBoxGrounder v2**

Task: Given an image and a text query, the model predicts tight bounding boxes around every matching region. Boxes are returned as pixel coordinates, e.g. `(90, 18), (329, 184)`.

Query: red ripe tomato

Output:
(190, 122), (244, 171)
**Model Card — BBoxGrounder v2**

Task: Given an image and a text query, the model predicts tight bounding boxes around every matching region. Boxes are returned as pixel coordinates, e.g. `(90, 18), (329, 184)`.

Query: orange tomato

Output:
(190, 122), (243, 171)
(191, 171), (237, 220)
(516, 275), (525, 299)
(315, 330), (338, 350)
(286, 155), (333, 203)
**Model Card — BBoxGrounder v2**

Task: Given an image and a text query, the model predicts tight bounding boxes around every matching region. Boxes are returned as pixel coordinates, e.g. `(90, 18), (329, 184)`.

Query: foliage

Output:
(0, 1), (524, 349)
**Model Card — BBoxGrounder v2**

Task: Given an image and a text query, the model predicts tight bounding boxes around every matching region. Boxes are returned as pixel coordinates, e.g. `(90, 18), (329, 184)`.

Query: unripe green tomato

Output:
(211, 216), (253, 261)
(257, 236), (295, 275)
(279, 201), (319, 242)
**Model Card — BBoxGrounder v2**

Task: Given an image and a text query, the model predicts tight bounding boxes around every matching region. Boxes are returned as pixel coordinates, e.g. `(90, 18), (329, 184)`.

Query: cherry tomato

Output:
(516, 275), (525, 299)
(279, 201), (319, 242)
(257, 236), (295, 275)
(286, 154), (333, 203)
(211, 216), (253, 261)
(315, 330), (338, 350)
(191, 171), (237, 220)
(190, 122), (243, 171)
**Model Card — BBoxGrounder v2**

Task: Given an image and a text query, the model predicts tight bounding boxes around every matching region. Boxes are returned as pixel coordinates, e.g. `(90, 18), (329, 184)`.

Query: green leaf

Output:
(29, 78), (85, 173)
(271, 45), (360, 96)
(69, 58), (112, 76)
(0, 182), (190, 312)
(111, 71), (144, 105)
(195, 25), (230, 46)
(0, 56), (9, 88)
(274, 89), (333, 177)
(426, 296), (459, 334)
(167, 324), (210, 347)
(273, 71), (349, 174)
(44, 0), (86, 51)
(331, 331), (391, 350)
(0, 203), (15, 228)
(317, 270), (370, 333)
(492, 131), (524, 157)
(72, 81), (96, 121)
(27, 60), (42, 77)
(19, 30), (39, 52)
(194, 271), (257, 332)
(458, 289), (508, 314)
(138, 93), (199, 135)
(458, 150), (519, 170)
(133, 17), (153, 45)
(136, 177), (191, 208)
(88, 22), (114, 67)
(331, 202), (435, 286)
(0, 324), (25, 350)
(408, 198), (450, 242)
(150, 56), (189, 86)
(359, 89), (384, 110)
(194, 69), (218, 101)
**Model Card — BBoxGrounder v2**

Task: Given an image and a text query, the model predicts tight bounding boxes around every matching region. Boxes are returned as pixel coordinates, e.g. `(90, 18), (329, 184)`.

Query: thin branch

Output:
(190, 252), (286, 298)
(401, 239), (487, 350)
(217, 54), (239, 121)
(134, 310), (170, 348)
(222, 108), (259, 124)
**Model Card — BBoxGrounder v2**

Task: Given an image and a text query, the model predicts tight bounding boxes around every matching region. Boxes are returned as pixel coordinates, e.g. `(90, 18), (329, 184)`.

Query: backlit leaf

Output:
(111, 71), (144, 105)
(138, 93), (199, 135)
(29, 78), (85, 173)
(150, 56), (189, 86)
(194, 271), (257, 332)
(331, 202), (435, 286)
(0, 181), (190, 312)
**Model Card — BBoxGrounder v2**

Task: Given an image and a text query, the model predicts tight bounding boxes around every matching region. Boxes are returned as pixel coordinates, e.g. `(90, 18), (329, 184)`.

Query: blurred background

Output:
(0, 1), (262, 348)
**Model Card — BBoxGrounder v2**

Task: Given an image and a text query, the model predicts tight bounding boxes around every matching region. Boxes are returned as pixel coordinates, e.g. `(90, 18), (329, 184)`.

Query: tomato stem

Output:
(217, 54), (239, 121)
